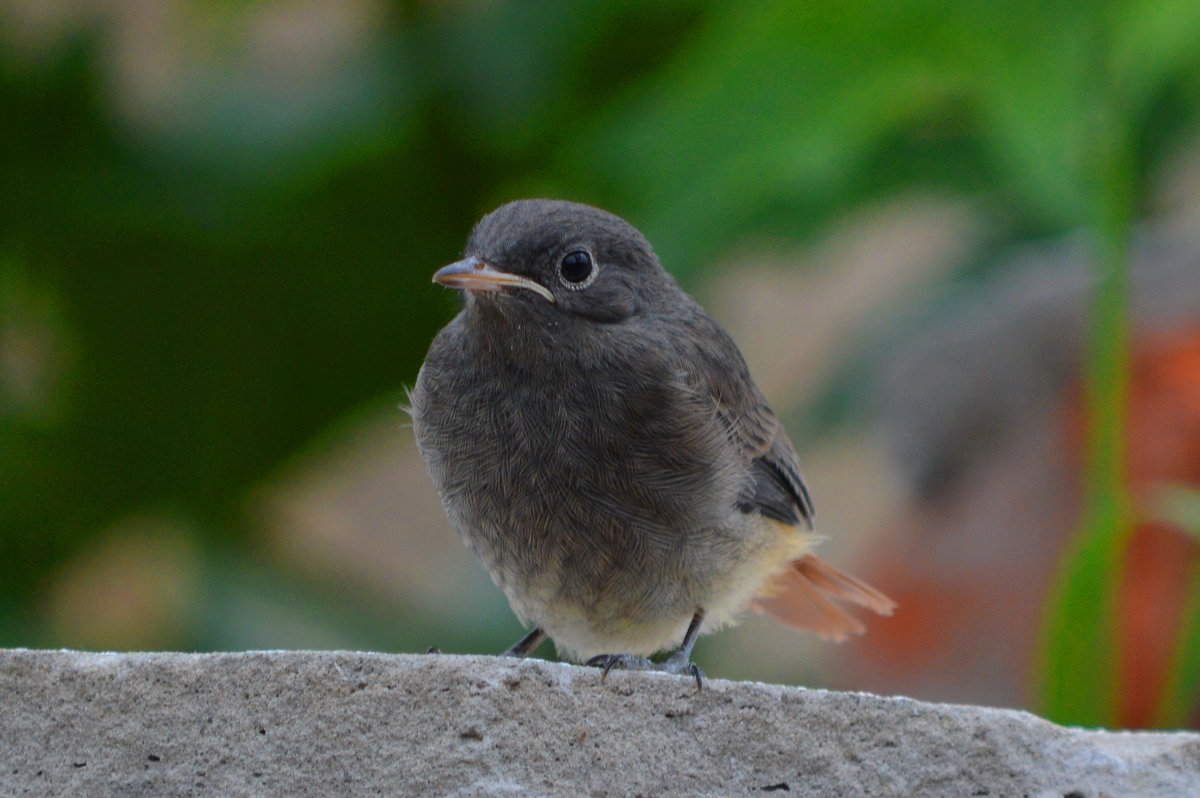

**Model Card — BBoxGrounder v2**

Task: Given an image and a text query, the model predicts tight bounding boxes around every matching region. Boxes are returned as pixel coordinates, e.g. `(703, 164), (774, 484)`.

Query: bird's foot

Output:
(585, 652), (704, 692)
(584, 652), (655, 675)
(660, 650), (705, 692)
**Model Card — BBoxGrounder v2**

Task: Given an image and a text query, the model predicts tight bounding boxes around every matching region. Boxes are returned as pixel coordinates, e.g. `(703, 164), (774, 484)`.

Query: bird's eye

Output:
(558, 250), (595, 287)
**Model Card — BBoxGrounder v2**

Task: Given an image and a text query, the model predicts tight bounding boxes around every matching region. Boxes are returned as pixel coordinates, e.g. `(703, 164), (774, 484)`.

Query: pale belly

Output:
(479, 510), (818, 661)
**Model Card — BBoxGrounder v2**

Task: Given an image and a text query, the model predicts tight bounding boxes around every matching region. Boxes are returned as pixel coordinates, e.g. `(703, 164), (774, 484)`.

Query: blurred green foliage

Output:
(1158, 488), (1200, 727)
(3, 0), (1200, 725)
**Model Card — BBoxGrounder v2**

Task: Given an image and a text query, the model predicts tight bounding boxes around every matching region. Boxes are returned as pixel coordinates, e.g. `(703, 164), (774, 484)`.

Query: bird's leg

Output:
(585, 609), (707, 692)
(656, 609), (705, 691)
(660, 609), (705, 688)
(503, 627), (547, 658)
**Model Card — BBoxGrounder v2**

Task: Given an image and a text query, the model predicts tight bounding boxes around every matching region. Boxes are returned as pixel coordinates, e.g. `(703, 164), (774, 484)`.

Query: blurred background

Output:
(3, 0), (1199, 730)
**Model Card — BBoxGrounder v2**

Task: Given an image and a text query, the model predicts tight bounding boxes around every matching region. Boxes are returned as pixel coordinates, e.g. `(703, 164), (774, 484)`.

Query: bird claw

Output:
(585, 653), (655, 678)
(585, 652), (704, 692)
(661, 652), (705, 692)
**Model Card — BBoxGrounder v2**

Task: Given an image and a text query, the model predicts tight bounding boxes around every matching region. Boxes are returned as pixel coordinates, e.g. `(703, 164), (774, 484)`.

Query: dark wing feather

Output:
(752, 431), (815, 526)
(726, 399), (815, 528)
(677, 304), (815, 528)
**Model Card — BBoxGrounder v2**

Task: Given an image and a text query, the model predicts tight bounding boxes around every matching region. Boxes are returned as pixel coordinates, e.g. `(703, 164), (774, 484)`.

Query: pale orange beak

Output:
(432, 257), (555, 303)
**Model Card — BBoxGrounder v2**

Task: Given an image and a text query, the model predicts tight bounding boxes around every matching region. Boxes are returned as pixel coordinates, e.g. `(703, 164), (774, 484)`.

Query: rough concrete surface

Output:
(0, 649), (1197, 797)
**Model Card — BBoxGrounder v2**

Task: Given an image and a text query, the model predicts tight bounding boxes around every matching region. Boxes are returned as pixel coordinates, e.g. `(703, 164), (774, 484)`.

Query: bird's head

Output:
(433, 199), (677, 324)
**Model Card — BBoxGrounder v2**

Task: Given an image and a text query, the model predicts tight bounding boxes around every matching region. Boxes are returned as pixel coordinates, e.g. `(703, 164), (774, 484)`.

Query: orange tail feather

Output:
(752, 554), (896, 643)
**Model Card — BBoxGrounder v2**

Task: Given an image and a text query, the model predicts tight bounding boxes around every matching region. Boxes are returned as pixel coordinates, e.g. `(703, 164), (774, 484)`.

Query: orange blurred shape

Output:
(1116, 330), (1200, 728)
(849, 326), (1200, 727)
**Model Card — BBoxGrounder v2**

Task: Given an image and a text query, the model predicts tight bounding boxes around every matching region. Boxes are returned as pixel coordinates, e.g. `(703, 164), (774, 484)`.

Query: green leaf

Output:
(1156, 561), (1200, 729)
(1037, 14), (1137, 725)
(1154, 486), (1200, 727)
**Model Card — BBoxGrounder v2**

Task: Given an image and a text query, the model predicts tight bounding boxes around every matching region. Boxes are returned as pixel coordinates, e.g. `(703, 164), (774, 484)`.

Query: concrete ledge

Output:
(1, 649), (1197, 796)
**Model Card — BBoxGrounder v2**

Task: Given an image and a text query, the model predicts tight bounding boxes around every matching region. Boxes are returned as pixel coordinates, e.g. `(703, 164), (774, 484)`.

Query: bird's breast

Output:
(413, 336), (751, 607)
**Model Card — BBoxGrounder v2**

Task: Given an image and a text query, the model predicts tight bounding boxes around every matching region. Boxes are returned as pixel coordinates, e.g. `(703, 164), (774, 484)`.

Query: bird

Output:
(409, 199), (894, 688)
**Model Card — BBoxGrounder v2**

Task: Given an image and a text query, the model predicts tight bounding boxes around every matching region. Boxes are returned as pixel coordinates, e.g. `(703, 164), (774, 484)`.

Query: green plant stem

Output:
(1038, 101), (1135, 726)
(1157, 567), (1200, 728)
(1153, 489), (1200, 727)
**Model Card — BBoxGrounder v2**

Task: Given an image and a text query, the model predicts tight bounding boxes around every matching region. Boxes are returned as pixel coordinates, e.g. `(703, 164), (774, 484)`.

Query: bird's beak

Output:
(432, 257), (555, 304)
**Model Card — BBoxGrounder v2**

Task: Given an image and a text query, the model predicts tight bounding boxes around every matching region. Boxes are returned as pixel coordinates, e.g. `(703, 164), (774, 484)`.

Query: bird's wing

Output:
(716, 387), (815, 528)
(677, 310), (814, 528)
(673, 304), (894, 638)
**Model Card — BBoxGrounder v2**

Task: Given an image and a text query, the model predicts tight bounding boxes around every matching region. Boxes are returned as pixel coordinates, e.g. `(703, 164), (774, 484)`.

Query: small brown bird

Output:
(410, 199), (894, 686)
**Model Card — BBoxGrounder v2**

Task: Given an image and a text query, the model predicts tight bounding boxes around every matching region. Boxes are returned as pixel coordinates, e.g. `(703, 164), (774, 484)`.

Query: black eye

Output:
(558, 250), (595, 286)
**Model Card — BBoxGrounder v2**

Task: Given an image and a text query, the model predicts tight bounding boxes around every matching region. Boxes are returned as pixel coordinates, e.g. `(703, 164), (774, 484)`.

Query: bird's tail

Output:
(751, 554), (896, 642)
